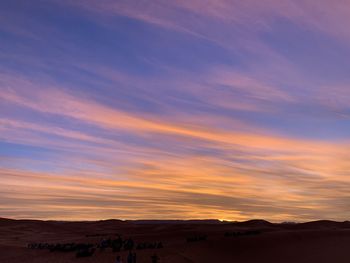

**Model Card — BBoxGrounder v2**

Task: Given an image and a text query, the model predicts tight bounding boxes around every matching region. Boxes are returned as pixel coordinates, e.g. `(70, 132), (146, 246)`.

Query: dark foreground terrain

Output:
(1, 218), (350, 263)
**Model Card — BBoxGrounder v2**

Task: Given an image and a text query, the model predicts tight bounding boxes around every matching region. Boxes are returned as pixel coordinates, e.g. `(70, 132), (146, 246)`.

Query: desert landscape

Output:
(2, 218), (350, 263)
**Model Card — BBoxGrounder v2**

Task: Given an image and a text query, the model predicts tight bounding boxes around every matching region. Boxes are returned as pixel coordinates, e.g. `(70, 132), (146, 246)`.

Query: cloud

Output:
(2, 73), (346, 153)
(2, 74), (350, 221)
(1, 0), (350, 221)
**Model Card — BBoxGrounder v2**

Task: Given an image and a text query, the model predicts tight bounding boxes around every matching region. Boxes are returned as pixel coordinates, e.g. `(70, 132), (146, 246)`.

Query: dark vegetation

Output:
(28, 236), (163, 258)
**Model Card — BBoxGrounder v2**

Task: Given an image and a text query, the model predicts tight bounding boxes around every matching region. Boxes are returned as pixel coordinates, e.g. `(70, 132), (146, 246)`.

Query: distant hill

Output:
(1, 217), (350, 229)
(127, 219), (222, 225)
(293, 220), (350, 229)
(233, 219), (274, 228)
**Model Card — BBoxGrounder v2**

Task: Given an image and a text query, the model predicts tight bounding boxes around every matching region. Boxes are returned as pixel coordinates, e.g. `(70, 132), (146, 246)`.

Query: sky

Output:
(1, 0), (350, 222)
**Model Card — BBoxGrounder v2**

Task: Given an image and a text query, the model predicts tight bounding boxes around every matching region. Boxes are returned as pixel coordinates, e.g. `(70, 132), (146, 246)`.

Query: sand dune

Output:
(1, 218), (350, 263)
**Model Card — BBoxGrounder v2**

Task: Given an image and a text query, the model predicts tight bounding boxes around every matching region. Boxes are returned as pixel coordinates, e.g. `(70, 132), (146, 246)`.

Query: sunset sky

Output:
(1, 0), (350, 221)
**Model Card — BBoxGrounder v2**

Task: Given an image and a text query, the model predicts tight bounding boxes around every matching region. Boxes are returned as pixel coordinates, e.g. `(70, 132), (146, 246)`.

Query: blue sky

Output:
(1, 0), (350, 221)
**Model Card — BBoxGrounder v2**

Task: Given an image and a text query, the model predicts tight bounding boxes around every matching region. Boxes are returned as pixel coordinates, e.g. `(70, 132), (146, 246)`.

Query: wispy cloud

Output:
(1, 0), (350, 221)
(2, 72), (350, 221)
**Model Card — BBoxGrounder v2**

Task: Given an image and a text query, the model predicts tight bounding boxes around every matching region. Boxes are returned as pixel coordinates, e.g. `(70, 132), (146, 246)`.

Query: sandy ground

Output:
(1, 218), (350, 263)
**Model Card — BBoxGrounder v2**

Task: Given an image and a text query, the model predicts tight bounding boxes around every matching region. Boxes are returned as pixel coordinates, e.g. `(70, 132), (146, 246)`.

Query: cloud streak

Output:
(1, 0), (350, 221)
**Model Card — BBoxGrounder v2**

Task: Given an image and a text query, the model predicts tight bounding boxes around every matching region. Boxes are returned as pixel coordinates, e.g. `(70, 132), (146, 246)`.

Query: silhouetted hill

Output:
(294, 220), (350, 229)
(2, 217), (350, 229)
(233, 219), (274, 228)
(128, 219), (222, 225)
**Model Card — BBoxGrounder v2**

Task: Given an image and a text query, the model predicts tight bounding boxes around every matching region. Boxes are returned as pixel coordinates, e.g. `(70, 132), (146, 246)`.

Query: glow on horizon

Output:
(1, 0), (350, 221)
